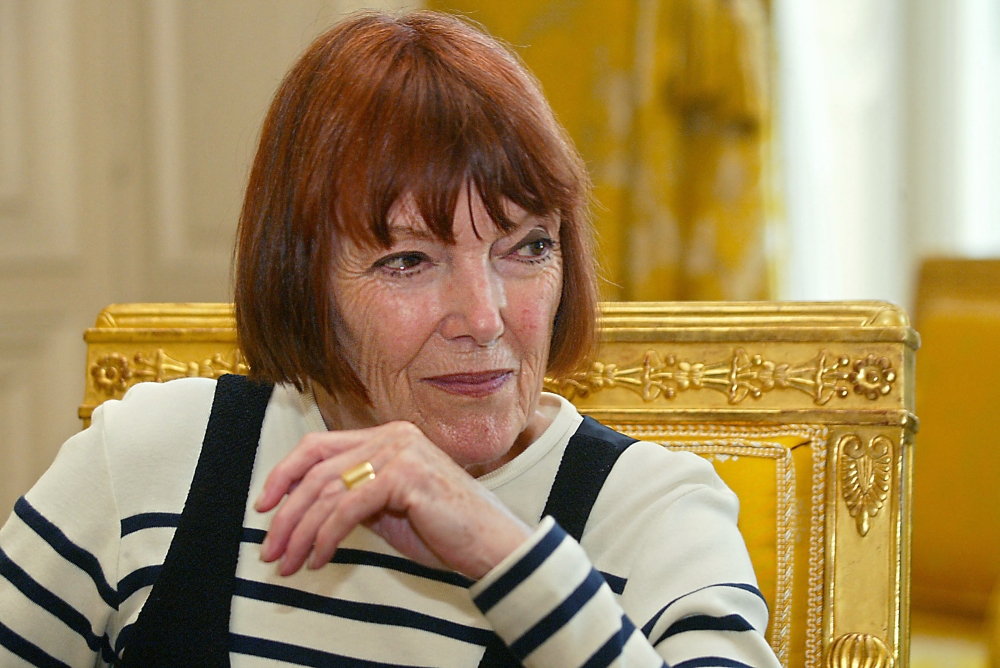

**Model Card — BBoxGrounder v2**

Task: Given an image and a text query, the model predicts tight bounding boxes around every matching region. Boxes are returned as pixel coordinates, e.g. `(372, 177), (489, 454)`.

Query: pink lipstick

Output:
(422, 370), (513, 398)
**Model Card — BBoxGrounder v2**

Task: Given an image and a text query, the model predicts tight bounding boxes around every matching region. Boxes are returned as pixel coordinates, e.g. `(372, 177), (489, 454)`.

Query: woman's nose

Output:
(440, 259), (505, 346)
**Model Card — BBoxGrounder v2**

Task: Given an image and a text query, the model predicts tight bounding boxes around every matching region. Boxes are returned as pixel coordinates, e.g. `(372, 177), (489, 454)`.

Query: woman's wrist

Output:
(470, 516), (555, 587)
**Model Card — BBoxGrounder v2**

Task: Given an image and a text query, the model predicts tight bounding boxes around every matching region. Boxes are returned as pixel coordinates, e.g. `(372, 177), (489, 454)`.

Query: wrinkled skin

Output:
(255, 187), (564, 579)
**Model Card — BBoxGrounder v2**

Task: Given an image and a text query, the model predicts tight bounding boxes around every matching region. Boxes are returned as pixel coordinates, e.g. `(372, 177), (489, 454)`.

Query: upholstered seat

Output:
(80, 301), (917, 668)
(911, 259), (1000, 660)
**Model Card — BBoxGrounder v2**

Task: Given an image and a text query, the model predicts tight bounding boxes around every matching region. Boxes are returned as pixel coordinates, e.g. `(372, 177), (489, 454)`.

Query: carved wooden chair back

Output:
(81, 301), (917, 668)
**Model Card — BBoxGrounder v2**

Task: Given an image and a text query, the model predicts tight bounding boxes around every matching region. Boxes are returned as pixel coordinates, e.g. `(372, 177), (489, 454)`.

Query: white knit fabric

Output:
(0, 378), (780, 668)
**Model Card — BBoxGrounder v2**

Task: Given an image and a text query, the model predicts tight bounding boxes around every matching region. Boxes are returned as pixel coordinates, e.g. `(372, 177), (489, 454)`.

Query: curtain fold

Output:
(430, 0), (775, 300)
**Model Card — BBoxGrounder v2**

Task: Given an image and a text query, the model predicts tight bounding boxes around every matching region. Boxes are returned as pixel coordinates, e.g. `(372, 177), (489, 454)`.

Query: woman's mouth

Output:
(422, 370), (514, 398)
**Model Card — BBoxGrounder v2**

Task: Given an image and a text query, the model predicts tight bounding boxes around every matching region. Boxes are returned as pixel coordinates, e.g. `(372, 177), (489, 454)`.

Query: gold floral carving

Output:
(848, 354), (896, 400)
(90, 349), (248, 397)
(839, 434), (893, 537)
(826, 633), (894, 668)
(546, 349), (896, 405)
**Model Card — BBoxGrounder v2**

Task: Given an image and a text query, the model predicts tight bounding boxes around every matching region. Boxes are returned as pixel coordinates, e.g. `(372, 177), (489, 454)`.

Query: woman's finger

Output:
(306, 469), (398, 570)
(262, 439), (389, 562)
(259, 464), (328, 562)
(278, 460), (396, 574)
(255, 430), (368, 512)
(278, 478), (346, 575)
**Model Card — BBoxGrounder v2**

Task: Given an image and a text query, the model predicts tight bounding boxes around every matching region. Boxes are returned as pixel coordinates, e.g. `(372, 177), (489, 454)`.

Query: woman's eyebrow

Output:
(386, 223), (437, 242)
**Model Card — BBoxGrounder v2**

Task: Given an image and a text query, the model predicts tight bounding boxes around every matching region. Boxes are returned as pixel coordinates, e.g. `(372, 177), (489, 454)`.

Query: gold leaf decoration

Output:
(848, 354), (897, 400)
(91, 353), (133, 394)
(839, 434), (893, 536)
(546, 348), (896, 405)
(90, 349), (248, 397)
(826, 633), (894, 668)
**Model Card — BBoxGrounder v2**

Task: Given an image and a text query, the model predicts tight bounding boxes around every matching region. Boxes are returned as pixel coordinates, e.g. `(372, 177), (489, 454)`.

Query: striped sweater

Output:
(0, 378), (780, 667)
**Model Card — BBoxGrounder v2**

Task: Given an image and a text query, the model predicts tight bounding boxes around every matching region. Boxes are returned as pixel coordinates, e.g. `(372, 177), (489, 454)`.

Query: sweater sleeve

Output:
(608, 443), (779, 668)
(470, 449), (782, 668)
(0, 405), (120, 667)
(618, 481), (779, 668)
(470, 517), (667, 667)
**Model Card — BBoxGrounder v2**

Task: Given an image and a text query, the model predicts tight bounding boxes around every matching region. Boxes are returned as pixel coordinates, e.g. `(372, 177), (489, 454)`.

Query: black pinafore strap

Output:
(121, 374), (273, 667)
(540, 416), (638, 542)
(121, 378), (634, 667)
(477, 416), (637, 667)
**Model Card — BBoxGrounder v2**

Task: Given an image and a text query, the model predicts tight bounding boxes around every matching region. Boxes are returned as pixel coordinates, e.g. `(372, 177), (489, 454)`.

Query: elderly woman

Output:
(0, 11), (779, 668)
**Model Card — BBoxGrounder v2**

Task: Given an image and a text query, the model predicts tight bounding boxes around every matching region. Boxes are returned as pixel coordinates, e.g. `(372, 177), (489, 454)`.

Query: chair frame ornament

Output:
(80, 301), (917, 668)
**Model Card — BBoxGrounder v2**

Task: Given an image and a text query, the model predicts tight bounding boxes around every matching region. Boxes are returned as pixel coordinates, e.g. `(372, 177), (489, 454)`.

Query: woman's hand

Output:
(254, 421), (532, 579)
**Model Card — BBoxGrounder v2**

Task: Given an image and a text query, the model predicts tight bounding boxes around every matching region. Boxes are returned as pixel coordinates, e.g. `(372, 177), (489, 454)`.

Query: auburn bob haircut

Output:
(235, 11), (598, 400)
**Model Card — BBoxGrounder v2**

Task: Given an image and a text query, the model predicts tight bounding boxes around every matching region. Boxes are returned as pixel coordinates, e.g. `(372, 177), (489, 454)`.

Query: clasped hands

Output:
(254, 421), (532, 580)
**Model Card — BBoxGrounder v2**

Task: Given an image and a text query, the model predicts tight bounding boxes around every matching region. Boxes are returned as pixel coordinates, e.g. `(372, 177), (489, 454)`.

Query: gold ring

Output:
(341, 461), (376, 490)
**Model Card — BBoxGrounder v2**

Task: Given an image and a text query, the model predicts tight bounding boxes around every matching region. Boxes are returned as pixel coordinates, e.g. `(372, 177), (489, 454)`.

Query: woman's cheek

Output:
(514, 271), (561, 340)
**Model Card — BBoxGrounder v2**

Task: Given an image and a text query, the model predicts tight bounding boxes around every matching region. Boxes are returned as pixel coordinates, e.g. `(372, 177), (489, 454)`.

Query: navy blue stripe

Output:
(474, 523), (565, 613)
(127, 521), (476, 588)
(245, 527), (469, 586)
(641, 582), (766, 637)
(230, 632), (417, 667)
(242, 528), (475, 588)
(580, 614), (662, 668)
(0, 618), (72, 668)
(117, 565), (161, 603)
(600, 571), (627, 595)
(509, 567), (606, 659)
(234, 578), (493, 646)
(120, 512), (180, 537)
(0, 547), (114, 659)
(653, 614), (755, 646)
(673, 658), (754, 668)
(243, 527), (267, 543)
(13, 497), (118, 610)
(115, 622), (135, 656)
(329, 548), (474, 587)
(100, 635), (119, 664)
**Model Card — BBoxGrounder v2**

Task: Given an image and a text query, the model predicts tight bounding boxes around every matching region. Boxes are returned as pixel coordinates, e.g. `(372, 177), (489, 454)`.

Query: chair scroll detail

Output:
(80, 301), (917, 668)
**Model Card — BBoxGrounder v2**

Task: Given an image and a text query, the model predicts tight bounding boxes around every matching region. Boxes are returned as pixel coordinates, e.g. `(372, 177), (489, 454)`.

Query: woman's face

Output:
(326, 187), (563, 474)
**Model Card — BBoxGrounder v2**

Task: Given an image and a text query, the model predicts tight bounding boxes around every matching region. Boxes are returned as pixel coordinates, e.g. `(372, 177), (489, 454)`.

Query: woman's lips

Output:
(422, 370), (514, 398)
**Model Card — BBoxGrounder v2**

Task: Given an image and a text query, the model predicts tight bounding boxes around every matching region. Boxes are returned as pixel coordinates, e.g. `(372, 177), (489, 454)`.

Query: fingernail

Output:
(260, 535), (271, 560)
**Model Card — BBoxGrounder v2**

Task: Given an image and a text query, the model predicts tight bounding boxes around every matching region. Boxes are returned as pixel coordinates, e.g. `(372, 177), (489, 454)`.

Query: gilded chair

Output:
(911, 259), (1000, 653)
(81, 301), (917, 668)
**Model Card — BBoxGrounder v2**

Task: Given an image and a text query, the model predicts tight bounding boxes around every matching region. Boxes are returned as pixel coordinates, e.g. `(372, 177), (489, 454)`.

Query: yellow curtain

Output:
(429, 0), (774, 300)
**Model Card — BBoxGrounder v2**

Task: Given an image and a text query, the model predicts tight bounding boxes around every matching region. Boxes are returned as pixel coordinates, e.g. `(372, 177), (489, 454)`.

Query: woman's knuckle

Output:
(315, 514), (341, 544)
(318, 481), (340, 501)
(387, 420), (421, 439)
(302, 433), (327, 457)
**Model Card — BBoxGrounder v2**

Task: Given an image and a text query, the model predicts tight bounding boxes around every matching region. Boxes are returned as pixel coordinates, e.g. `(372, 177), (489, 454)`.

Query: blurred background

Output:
(0, 1), (997, 665)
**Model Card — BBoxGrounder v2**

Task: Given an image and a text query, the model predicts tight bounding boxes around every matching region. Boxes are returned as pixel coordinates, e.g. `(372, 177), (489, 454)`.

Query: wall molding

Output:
(0, 0), (25, 206)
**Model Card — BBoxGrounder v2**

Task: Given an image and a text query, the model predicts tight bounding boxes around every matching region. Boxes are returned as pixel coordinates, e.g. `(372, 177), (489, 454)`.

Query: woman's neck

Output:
(311, 383), (377, 432)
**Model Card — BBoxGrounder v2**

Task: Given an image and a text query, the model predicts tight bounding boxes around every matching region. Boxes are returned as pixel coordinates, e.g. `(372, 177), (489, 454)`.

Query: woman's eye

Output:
(512, 235), (555, 259)
(374, 252), (428, 273)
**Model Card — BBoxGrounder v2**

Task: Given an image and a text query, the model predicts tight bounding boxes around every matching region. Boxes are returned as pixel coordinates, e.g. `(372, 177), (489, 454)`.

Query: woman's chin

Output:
(418, 413), (524, 471)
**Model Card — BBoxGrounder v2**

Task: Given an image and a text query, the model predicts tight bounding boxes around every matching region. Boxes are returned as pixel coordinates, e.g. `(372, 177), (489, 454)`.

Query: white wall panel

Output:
(146, 0), (418, 302)
(0, 0), (421, 520)
(0, 308), (63, 514)
(0, 0), (25, 205)
(0, 0), (80, 261)
(0, 379), (31, 519)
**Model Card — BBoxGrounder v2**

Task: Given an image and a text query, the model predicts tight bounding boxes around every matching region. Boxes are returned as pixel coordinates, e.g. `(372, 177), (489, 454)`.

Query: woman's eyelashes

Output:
(372, 251), (432, 277)
(370, 228), (557, 278)
(504, 229), (558, 263)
